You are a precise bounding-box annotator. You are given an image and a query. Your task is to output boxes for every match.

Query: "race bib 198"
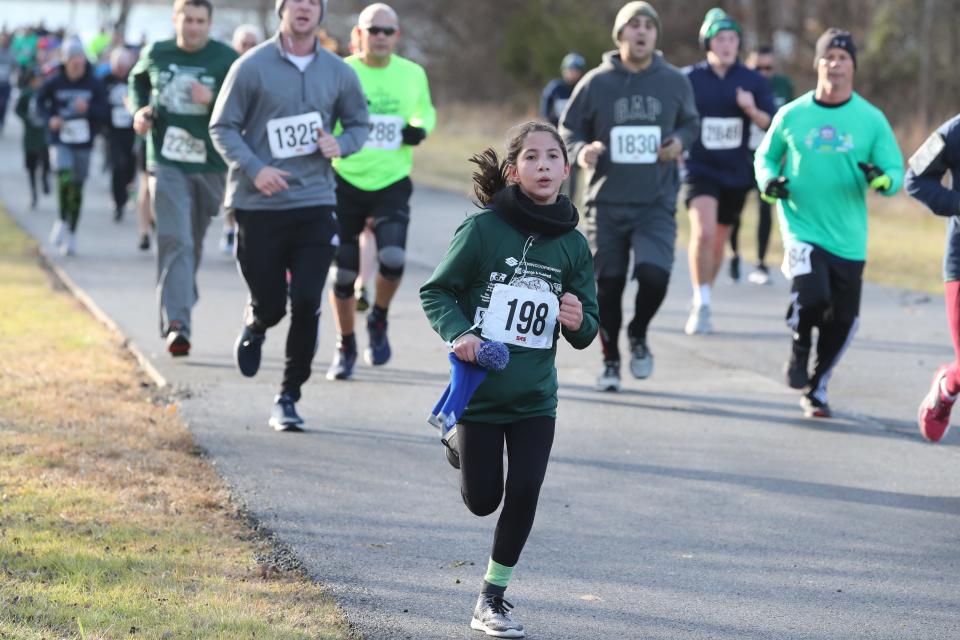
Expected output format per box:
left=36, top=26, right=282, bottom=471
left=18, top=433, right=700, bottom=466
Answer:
left=610, top=125, right=661, bottom=164
left=267, top=111, right=323, bottom=159
left=59, top=118, right=91, bottom=144
left=364, top=114, right=404, bottom=151
left=161, top=126, right=207, bottom=163
left=782, top=241, right=814, bottom=279
left=112, top=106, right=133, bottom=129
left=480, top=284, right=559, bottom=350
left=701, top=117, right=743, bottom=150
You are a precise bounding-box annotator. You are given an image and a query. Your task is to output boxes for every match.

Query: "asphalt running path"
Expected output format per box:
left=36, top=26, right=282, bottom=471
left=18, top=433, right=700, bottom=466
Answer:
left=2, top=117, right=959, bottom=639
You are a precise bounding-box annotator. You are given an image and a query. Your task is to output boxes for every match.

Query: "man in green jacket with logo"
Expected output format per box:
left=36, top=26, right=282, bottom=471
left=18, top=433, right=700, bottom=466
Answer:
left=130, top=0, right=238, bottom=357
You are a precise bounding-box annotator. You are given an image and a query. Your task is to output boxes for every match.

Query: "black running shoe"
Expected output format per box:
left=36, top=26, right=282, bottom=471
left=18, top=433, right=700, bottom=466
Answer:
left=234, top=325, right=266, bottom=377
left=800, top=392, right=831, bottom=418
left=728, top=254, right=741, bottom=283
left=355, top=286, right=370, bottom=312
left=138, top=233, right=150, bottom=251
left=269, top=393, right=304, bottom=431
left=785, top=343, right=810, bottom=389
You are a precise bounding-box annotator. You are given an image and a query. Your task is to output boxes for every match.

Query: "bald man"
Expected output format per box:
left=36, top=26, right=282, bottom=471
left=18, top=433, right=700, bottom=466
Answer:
left=104, top=47, right=137, bottom=222
left=326, top=2, right=436, bottom=379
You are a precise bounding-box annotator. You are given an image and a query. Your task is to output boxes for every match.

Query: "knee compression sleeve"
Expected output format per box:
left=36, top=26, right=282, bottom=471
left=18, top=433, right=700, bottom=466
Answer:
left=378, top=245, right=405, bottom=280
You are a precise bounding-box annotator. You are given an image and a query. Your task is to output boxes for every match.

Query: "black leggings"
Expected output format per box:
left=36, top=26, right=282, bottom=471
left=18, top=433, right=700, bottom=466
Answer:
left=110, top=131, right=137, bottom=210
left=597, top=263, right=670, bottom=362
left=26, top=148, right=50, bottom=199
left=730, top=191, right=773, bottom=265
left=459, top=415, right=555, bottom=568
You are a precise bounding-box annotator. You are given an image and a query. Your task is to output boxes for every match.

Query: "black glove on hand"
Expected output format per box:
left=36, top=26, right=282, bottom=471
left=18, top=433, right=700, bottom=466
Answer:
left=401, top=125, right=427, bottom=146
left=761, top=176, right=790, bottom=204
left=857, top=162, right=892, bottom=192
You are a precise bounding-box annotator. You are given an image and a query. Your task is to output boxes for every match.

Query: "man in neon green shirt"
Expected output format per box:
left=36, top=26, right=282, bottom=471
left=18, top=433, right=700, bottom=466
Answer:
left=755, top=28, right=903, bottom=418
left=327, top=2, right=436, bottom=379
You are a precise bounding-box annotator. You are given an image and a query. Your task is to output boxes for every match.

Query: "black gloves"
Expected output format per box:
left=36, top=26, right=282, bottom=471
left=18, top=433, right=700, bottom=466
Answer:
left=401, top=125, right=427, bottom=146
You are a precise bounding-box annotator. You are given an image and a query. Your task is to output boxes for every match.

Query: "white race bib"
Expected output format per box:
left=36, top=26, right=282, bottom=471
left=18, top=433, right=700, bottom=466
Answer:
left=59, top=118, right=91, bottom=144
left=552, top=98, right=569, bottom=120
left=610, top=125, right=661, bottom=164
left=267, top=111, right=323, bottom=159
left=701, top=117, right=743, bottom=150
left=748, top=122, right=765, bottom=151
left=112, top=106, right=133, bottom=129
left=480, top=284, right=559, bottom=350
left=161, top=126, right=207, bottom=163
left=782, top=241, right=814, bottom=279
left=364, top=114, right=404, bottom=151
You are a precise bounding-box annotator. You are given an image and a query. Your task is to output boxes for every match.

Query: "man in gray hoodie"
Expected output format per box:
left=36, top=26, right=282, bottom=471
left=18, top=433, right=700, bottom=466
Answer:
left=209, top=0, right=369, bottom=431
left=560, top=1, right=699, bottom=392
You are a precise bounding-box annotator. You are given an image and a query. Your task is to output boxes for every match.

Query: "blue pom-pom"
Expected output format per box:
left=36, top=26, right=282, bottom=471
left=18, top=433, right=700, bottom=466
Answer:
left=476, top=341, right=510, bottom=372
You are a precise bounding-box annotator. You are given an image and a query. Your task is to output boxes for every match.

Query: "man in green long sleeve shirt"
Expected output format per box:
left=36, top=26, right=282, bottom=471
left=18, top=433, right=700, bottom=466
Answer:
left=755, top=29, right=903, bottom=418
left=129, top=0, right=238, bottom=356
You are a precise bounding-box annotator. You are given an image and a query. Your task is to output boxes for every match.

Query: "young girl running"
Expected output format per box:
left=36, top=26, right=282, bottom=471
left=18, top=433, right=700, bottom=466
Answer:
left=420, top=121, right=599, bottom=638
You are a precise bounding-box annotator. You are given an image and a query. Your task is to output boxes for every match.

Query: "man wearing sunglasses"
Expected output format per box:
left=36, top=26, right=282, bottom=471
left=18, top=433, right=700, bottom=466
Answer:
left=326, top=2, right=436, bottom=380
left=729, top=45, right=795, bottom=286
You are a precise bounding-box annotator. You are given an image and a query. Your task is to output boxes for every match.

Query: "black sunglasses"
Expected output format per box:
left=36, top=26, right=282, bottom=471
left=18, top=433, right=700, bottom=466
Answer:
left=366, top=26, right=397, bottom=36
left=756, top=65, right=774, bottom=71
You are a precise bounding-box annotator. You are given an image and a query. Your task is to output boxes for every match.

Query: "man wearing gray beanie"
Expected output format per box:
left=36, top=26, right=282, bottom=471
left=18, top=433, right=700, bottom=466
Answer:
left=561, top=1, right=699, bottom=391
left=211, top=0, right=369, bottom=431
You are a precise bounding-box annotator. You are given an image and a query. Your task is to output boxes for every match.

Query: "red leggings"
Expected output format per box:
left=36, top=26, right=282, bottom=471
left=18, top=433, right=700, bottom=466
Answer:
left=945, top=281, right=960, bottom=394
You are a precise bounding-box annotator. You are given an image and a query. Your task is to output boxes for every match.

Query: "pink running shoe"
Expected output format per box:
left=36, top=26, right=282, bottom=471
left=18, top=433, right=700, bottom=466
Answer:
left=918, top=365, right=956, bottom=442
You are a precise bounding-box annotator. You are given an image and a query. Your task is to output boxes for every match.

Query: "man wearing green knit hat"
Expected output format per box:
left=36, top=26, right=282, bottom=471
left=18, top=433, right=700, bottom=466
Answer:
left=682, top=7, right=774, bottom=335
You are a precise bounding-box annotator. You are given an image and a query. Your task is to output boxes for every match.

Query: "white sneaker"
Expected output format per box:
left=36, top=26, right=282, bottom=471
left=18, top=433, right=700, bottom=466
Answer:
left=471, top=594, right=524, bottom=638
left=684, top=305, right=713, bottom=335
left=48, top=220, right=65, bottom=247
left=595, top=361, right=621, bottom=392
left=59, top=231, right=76, bottom=256
left=747, top=265, right=771, bottom=285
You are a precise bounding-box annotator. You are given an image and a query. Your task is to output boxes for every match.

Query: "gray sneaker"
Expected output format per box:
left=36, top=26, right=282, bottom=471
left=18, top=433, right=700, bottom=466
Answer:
left=470, top=593, right=524, bottom=638
left=595, top=361, right=621, bottom=392
left=684, top=305, right=713, bottom=335
left=629, top=338, right=653, bottom=379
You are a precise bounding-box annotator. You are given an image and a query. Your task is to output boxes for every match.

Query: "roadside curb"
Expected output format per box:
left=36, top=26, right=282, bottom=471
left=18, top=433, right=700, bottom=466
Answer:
left=32, top=240, right=169, bottom=390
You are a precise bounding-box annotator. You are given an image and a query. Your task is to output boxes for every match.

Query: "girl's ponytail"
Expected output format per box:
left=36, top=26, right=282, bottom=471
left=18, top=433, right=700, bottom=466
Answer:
left=468, top=147, right=509, bottom=207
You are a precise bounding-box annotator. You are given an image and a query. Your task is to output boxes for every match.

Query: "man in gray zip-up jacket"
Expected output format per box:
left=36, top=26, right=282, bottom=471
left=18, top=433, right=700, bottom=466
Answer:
left=209, top=0, right=369, bottom=432
left=560, top=1, right=699, bottom=392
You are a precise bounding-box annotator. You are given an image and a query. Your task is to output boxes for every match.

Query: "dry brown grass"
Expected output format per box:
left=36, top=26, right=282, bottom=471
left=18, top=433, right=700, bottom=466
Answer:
left=0, top=208, right=356, bottom=639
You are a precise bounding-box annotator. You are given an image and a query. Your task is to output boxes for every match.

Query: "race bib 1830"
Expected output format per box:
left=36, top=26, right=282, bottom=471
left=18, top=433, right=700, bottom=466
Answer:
left=481, top=284, right=559, bottom=350
left=59, top=118, right=91, bottom=144
left=161, top=126, right=207, bottom=163
left=782, top=241, right=814, bottom=279
left=364, top=114, right=404, bottom=151
left=267, top=111, right=323, bottom=159
left=610, top=125, right=661, bottom=164
left=701, top=117, right=743, bottom=150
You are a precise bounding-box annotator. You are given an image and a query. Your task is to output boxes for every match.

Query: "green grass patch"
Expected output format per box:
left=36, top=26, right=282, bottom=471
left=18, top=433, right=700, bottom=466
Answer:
left=0, top=208, right=355, bottom=639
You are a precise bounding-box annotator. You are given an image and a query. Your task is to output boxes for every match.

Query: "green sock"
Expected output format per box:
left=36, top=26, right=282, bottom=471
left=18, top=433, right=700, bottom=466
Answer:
left=482, top=557, right=514, bottom=594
